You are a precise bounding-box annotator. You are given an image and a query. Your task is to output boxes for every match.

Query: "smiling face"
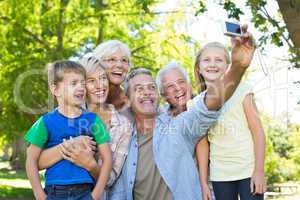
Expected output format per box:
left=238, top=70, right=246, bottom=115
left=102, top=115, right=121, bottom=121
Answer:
left=86, top=67, right=109, bottom=105
left=102, top=48, right=130, bottom=86
left=161, top=69, right=192, bottom=110
left=196, top=47, right=229, bottom=82
left=52, top=72, right=86, bottom=107
left=127, top=73, right=159, bottom=118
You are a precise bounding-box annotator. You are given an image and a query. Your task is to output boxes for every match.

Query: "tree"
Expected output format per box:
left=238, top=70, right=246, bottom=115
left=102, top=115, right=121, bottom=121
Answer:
left=262, top=115, right=300, bottom=184
left=0, top=0, right=195, bottom=169
left=0, top=0, right=162, bottom=168
left=246, top=0, right=300, bottom=67
left=196, top=0, right=300, bottom=68
left=277, top=0, right=300, bottom=49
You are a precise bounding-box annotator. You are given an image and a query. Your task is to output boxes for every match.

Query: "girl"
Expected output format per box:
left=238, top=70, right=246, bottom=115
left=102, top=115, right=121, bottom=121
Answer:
left=195, top=42, right=266, bottom=200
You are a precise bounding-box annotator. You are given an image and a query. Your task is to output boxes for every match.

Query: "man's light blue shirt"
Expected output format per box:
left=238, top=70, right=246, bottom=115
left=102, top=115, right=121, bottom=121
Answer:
left=108, top=92, right=220, bottom=200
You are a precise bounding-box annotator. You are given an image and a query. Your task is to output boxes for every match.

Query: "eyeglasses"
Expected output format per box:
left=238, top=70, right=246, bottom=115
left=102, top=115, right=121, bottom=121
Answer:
left=164, top=79, right=187, bottom=93
left=102, top=57, right=129, bottom=65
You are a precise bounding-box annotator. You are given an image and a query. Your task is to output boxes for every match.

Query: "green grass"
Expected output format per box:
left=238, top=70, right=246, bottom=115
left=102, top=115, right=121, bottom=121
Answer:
left=0, top=161, right=42, bottom=199
left=0, top=161, right=44, bottom=181
left=0, top=185, right=33, bottom=199
left=0, top=168, right=28, bottom=180
left=0, top=161, right=299, bottom=199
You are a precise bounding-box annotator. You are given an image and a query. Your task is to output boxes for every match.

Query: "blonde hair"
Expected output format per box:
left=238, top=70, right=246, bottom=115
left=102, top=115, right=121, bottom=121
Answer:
left=194, top=42, right=230, bottom=93
left=79, top=55, right=105, bottom=75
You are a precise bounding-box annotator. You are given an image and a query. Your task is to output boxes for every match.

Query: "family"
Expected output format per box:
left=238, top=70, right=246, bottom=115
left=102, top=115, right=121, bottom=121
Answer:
left=24, top=25, right=266, bottom=200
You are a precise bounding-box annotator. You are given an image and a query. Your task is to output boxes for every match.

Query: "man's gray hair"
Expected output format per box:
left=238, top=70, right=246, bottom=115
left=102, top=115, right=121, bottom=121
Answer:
left=156, top=60, right=190, bottom=94
left=123, top=68, right=153, bottom=96
left=92, top=40, right=132, bottom=67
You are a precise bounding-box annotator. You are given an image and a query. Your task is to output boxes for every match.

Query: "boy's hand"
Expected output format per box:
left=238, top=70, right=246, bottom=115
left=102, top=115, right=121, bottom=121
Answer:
left=35, top=190, right=47, bottom=200
left=231, top=24, right=256, bottom=69
left=91, top=190, right=100, bottom=200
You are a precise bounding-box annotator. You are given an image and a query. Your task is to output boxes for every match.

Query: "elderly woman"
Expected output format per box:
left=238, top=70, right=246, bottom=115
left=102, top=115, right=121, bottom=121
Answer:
left=92, top=40, right=131, bottom=112
left=37, top=56, right=132, bottom=198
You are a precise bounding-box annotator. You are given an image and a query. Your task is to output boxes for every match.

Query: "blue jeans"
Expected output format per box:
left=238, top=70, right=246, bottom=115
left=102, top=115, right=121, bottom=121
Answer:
left=45, top=184, right=94, bottom=200
left=212, top=178, right=264, bottom=200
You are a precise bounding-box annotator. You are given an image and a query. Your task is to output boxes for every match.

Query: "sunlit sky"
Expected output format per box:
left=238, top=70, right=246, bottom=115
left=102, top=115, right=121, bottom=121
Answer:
left=157, top=0, right=300, bottom=124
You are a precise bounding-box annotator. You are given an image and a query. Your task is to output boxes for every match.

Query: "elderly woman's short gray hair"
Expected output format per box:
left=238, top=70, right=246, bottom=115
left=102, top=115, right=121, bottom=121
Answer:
left=123, top=68, right=153, bottom=96
left=156, top=60, right=190, bottom=94
left=92, top=40, right=132, bottom=67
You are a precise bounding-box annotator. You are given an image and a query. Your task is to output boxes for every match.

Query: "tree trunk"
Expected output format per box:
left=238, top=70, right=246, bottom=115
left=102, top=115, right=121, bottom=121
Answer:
left=277, top=0, right=300, bottom=51
left=10, top=136, right=27, bottom=170
left=96, top=0, right=106, bottom=44
left=57, top=0, right=66, bottom=52
left=1, top=144, right=10, bottom=161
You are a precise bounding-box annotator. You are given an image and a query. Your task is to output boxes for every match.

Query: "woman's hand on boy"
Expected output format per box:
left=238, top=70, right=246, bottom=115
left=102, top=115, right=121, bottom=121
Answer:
left=60, top=136, right=96, bottom=154
left=59, top=136, right=96, bottom=169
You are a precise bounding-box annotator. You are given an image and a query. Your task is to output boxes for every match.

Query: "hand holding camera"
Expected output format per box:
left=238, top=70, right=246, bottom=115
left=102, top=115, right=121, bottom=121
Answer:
left=224, top=22, right=256, bottom=69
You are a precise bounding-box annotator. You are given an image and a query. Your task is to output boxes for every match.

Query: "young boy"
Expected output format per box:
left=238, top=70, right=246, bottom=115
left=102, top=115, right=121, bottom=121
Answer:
left=24, top=60, right=112, bottom=200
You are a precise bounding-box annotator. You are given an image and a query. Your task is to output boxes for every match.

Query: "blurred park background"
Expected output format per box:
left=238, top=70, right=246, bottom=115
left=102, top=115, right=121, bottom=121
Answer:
left=0, top=0, right=299, bottom=199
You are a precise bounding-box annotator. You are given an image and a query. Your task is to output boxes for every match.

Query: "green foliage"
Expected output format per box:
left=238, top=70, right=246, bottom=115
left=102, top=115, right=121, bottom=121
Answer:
left=262, top=115, right=300, bottom=184
left=220, top=0, right=244, bottom=20
left=247, top=0, right=299, bottom=67
left=246, top=0, right=286, bottom=47
left=195, top=0, right=207, bottom=16
left=211, top=0, right=300, bottom=68
left=265, top=119, right=293, bottom=158
left=287, top=125, right=300, bottom=179
left=0, top=0, right=198, bottom=165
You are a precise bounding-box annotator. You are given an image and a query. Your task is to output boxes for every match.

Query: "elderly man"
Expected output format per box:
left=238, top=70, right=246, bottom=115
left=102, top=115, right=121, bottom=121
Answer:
left=108, top=29, right=256, bottom=199
left=156, top=60, right=193, bottom=117
left=156, top=60, right=216, bottom=200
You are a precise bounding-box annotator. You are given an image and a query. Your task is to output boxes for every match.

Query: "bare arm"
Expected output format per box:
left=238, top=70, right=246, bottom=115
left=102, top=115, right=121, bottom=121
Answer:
left=38, top=145, right=62, bottom=170
left=26, top=145, right=46, bottom=200
left=38, top=136, right=96, bottom=170
left=243, top=94, right=266, bottom=194
left=196, top=137, right=212, bottom=200
left=91, top=143, right=113, bottom=200
left=205, top=25, right=256, bottom=110
left=196, top=136, right=210, bottom=185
